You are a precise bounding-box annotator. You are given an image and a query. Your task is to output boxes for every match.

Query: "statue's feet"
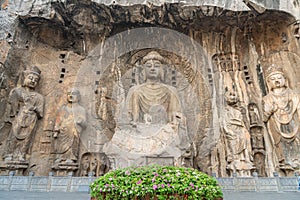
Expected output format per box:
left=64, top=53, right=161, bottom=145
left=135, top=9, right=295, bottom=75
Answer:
left=130, top=121, right=137, bottom=128
left=18, top=156, right=26, bottom=162
left=65, top=159, right=75, bottom=164
left=3, top=154, right=12, bottom=162
left=54, top=158, right=63, bottom=164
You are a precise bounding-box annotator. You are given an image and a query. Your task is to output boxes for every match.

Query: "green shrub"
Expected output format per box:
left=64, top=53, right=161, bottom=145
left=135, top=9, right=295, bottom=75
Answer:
left=90, top=165, right=223, bottom=200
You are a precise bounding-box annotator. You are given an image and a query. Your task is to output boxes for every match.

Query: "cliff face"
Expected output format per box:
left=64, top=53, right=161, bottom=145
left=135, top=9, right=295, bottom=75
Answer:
left=0, top=0, right=299, bottom=177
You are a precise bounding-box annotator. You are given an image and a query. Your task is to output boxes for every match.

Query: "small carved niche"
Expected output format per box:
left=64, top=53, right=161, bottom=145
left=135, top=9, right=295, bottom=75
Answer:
left=171, top=69, right=176, bottom=86
left=243, top=65, right=253, bottom=85
left=212, top=53, right=240, bottom=72
left=58, top=67, right=66, bottom=83
left=79, top=153, right=110, bottom=177
left=207, top=68, right=213, bottom=86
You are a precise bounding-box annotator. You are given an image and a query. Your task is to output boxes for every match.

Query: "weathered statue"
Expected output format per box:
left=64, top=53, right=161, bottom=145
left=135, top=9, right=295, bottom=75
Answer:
left=97, top=87, right=108, bottom=120
left=223, top=89, right=254, bottom=176
left=3, top=66, right=44, bottom=162
left=80, top=156, right=90, bottom=176
left=52, top=88, right=87, bottom=164
left=104, top=51, right=189, bottom=168
left=263, top=65, right=300, bottom=173
left=127, top=51, right=181, bottom=126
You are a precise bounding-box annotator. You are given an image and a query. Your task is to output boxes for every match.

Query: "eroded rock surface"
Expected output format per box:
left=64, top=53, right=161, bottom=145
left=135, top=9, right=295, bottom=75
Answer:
left=0, top=0, right=299, bottom=177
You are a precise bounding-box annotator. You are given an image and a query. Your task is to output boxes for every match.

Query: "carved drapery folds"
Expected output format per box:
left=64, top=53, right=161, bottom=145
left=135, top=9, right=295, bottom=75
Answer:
left=0, top=66, right=44, bottom=175
left=102, top=50, right=195, bottom=168
left=263, top=65, right=300, bottom=176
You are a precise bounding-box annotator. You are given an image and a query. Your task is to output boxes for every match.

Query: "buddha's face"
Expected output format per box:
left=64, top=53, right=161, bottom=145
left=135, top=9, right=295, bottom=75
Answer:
left=144, top=59, right=161, bottom=80
left=267, top=73, right=286, bottom=89
left=225, top=91, right=238, bottom=105
left=23, top=73, right=39, bottom=89
left=67, top=90, right=80, bottom=103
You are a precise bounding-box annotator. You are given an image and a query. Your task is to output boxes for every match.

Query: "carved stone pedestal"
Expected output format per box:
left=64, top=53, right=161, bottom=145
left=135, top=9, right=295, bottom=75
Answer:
left=51, top=163, right=78, bottom=176
left=0, top=160, right=29, bottom=175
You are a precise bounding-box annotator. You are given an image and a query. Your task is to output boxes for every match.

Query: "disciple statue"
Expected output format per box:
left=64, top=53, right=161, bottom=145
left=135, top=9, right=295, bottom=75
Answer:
left=3, top=66, right=44, bottom=162
left=52, top=88, right=87, bottom=164
left=223, top=89, right=254, bottom=176
left=263, top=65, right=300, bottom=173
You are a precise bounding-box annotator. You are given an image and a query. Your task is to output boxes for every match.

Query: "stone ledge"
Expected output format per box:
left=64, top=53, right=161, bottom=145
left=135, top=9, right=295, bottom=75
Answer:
left=0, top=174, right=96, bottom=193
left=0, top=174, right=299, bottom=192
left=217, top=176, right=300, bottom=192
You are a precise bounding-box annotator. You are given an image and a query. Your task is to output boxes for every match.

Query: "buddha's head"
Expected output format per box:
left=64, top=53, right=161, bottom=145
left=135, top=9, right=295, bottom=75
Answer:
left=142, top=51, right=165, bottom=82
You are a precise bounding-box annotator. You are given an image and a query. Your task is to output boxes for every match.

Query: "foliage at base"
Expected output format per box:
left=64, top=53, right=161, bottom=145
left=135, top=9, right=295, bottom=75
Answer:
left=90, top=165, right=223, bottom=200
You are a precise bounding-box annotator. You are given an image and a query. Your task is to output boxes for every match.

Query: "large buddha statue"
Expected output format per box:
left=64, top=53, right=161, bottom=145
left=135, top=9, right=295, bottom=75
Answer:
left=263, top=64, right=300, bottom=173
left=127, top=51, right=182, bottom=126
left=104, top=51, right=189, bottom=168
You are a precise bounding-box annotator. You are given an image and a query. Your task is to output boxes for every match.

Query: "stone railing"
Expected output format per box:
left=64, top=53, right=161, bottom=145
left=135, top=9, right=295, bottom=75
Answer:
left=217, top=173, right=300, bottom=192
left=0, top=172, right=96, bottom=192
left=0, top=172, right=299, bottom=193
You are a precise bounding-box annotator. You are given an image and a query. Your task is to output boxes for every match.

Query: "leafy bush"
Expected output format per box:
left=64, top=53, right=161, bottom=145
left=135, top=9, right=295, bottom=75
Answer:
left=90, top=165, right=223, bottom=200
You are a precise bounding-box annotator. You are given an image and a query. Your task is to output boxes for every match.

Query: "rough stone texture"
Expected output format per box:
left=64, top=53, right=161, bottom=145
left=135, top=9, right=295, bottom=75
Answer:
left=0, top=0, right=300, bottom=177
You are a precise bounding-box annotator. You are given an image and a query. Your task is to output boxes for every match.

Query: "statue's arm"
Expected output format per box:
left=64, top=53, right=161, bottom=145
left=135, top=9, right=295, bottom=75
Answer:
left=75, top=107, right=87, bottom=130
left=53, top=107, right=63, bottom=137
left=34, top=95, right=44, bottom=119
left=4, top=89, right=19, bottom=123
left=262, top=96, right=275, bottom=122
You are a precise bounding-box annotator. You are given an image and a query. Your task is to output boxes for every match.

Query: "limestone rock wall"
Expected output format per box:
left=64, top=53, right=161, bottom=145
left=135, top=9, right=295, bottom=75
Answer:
left=0, top=0, right=299, bottom=177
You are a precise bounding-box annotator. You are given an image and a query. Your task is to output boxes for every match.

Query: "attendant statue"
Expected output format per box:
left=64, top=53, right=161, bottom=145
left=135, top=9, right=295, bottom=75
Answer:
left=223, top=89, right=254, bottom=176
left=3, top=66, right=44, bottom=162
left=52, top=89, right=87, bottom=164
left=263, top=65, right=300, bottom=172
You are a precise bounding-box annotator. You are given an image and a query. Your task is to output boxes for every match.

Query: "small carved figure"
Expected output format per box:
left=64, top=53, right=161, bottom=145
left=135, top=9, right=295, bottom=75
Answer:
left=250, top=126, right=266, bottom=177
left=97, top=87, right=108, bottom=120
left=3, top=66, right=44, bottom=161
left=223, top=89, right=254, bottom=176
left=52, top=88, right=87, bottom=164
left=248, top=103, right=260, bottom=125
left=80, top=156, right=90, bottom=176
left=251, top=127, right=264, bottom=149
left=181, top=149, right=193, bottom=168
left=89, top=157, right=98, bottom=175
left=263, top=65, right=300, bottom=172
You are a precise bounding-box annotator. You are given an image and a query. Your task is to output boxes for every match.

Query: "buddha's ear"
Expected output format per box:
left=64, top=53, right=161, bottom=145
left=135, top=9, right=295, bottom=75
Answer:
left=159, top=65, right=166, bottom=82
left=139, top=68, right=146, bottom=83
left=284, top=75, right=289, bottom=88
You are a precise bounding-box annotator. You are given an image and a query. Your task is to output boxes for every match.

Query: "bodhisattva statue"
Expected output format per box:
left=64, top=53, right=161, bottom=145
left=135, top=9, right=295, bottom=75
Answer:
left=104, top=51, right=189, bottom=167
left=223, top=89, right=254, bottom=176
left=263, top=65, right=300, bottom=172
left=3, top=66, right=44, bottom=162
left=52, top=89, right=87, bottom=164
